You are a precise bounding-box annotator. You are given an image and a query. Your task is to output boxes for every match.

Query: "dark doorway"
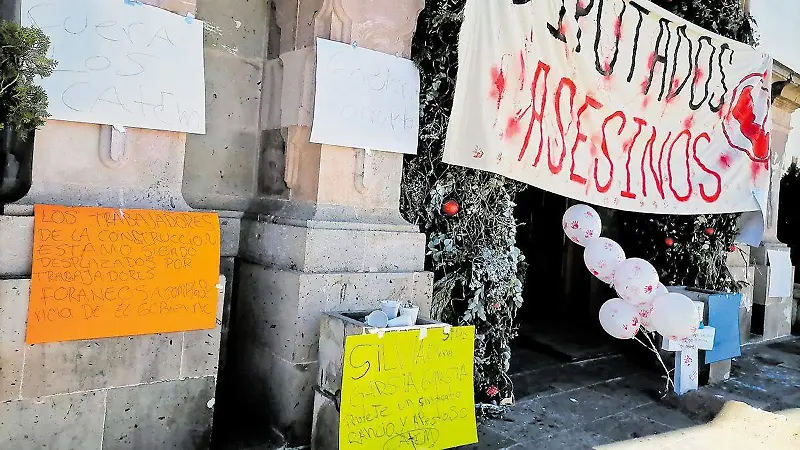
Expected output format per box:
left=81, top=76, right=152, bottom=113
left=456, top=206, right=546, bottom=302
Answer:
left=513, top=187, right=622, bottom=362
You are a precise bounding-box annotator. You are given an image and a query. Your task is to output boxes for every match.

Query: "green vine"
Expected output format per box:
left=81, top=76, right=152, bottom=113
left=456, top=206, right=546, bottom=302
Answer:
left=616, top=212, right=746, bottom=292
left=403, top=0, right=526, bottom=403
left=0, top=20, right=56, bottom=136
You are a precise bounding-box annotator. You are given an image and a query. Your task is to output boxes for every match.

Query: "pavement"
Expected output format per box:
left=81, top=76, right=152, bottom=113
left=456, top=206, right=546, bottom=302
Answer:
left=463, top=337, right=800, bottom=449
left=216, top=337, right=800, bottom=449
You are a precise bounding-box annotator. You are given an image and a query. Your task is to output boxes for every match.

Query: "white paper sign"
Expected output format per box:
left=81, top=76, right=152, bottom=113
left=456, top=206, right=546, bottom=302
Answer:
left=311, top=38, right=420, bottom=154
left=22, top=0, right=206, bottom=134
left=767, top=249, right=793, bottom=297
left=663, top=327, right=715, bottom=352
left=663, top=326, right=715, bottom=395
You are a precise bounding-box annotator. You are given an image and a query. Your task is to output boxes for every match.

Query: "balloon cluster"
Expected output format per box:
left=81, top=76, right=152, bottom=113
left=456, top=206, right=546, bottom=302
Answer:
left=562, top=204, right=700, bottom=341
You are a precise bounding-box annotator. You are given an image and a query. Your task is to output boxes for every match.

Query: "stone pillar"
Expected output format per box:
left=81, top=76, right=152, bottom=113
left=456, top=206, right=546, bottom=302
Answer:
left=749, top=74, right=799, bottom=341
left=223, top=0, right=431, bottom=446
left=182, top=0, right=271, bottom=212
left=0, top=1, right=240, bottom=448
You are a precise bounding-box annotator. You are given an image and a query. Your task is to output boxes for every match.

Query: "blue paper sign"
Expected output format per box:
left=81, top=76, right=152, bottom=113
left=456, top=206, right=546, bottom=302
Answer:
left=705, top=293, right=742, bottom=364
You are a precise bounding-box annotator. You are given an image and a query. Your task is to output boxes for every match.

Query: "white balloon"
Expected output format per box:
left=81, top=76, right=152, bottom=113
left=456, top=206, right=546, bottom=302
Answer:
left=598, top=298, right=640, bottom=340
left=636, top=299, right=656, bottom=332
left=584, top=238, right=626, bottom=283
left=613, top=258, right=658, bottom=285
left=650, top=293, right=700, bottom=340
left=613, top=258, right=659, bottom=305
left=562, top=204, right=602, bottom=246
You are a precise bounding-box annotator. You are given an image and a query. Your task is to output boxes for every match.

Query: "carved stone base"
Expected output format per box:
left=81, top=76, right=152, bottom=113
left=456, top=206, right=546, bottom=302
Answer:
left=224, top=257, right=432, bottom=445
left=16, top=122, right=191, bottom=210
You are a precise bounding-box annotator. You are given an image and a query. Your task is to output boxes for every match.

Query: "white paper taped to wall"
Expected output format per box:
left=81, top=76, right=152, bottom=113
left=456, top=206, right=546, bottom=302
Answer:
left=767, top=249, right=793, bottom=298
left=21, top=0, right=206, bottom=134
left=310, top=38, right=420, bottom=155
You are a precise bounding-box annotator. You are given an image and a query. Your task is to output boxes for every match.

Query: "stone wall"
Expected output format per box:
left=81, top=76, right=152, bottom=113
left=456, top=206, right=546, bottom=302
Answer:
left=726, top=244, right=755, bottom=342
left=183, top=0, right=274, bottom=212
left=215, top=0, right=433, bottom=446
left=746, top=94, right=799, bottom=342
left=0, top=0, right=434, bottom=447
left=0, top=0, right=246, bottom=447
left=0, top=210, right=240, bottom=449
left=0, top=278, right=221, bottom=449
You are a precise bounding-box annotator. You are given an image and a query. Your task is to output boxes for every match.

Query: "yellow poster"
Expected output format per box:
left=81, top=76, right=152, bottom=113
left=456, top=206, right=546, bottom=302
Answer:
left=340, top=326, right=478, bottom=450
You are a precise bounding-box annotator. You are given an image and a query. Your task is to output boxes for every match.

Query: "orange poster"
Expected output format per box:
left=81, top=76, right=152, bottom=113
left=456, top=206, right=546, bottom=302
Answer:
left=26, top=205, right=221, bottom=344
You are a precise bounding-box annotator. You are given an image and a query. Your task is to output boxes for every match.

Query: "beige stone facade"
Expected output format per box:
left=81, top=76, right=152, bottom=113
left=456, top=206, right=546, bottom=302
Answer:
left=215, top=0, right=433, bottom=444
left=745, top=61, right=800, bottom=342
left=0, top=0, right=798, bottom=448
left=0, top=0, right=431, bottom=447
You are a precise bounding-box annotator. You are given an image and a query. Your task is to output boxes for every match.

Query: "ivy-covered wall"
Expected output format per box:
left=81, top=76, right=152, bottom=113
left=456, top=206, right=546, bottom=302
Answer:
left=402, top=0, right=526, bottom=402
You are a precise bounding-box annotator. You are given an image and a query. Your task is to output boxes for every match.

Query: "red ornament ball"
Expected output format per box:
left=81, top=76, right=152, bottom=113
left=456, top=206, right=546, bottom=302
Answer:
left=664, top=237, right=674, bottom=247
left=442, top=199, right=460, bottom=217
left=729, top=245, right=737, bottom=252
left=705, top=227, right=715, bottom=236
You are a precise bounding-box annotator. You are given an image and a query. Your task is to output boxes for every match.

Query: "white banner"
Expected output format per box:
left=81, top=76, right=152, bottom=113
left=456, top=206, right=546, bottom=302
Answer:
left=444, top=0, right=772, bottom=214
left=22, top=0, right=206, bottom=134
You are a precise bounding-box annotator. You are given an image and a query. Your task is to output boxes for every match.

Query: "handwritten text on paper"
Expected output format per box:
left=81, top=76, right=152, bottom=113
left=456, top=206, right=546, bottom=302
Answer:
left=311, top=38, right=420, bottom=154
left=339, top=326, right=478, bottom=450
left=26, top=205, right=220, bottom=343
left=22, top=0, right=206, bottom=133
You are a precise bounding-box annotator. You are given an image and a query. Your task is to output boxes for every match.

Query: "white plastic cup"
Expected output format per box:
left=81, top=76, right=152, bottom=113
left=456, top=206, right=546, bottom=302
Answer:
left=381, top=300, right=401, bottom=319
left=365, top=310, right=388, bottom=328
left=398, top=306, right=419, bottom=325
left=387, top=316, right=414, bottom=327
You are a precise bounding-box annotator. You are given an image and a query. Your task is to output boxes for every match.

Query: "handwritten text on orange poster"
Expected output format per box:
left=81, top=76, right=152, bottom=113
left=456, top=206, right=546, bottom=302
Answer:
left=26, top=205, right=220, bottom=344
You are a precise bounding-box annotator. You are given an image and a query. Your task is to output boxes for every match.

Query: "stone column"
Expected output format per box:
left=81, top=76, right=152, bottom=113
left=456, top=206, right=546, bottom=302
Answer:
left=0, top=1, right=239, bottom=448
left=224, top=0, right=431, bottom=446
left=749, top=71, right=799, bottom=341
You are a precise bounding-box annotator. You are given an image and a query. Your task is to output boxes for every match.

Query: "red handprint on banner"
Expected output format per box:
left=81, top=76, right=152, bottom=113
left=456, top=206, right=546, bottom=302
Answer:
left=731, top=85, right=770, bottom=160
left=722, top=72, right=771, bottom=164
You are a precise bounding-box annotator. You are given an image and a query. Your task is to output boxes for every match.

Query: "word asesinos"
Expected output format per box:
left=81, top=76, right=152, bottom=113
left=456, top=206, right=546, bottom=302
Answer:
left=503, top=61, right=728, bottom=204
